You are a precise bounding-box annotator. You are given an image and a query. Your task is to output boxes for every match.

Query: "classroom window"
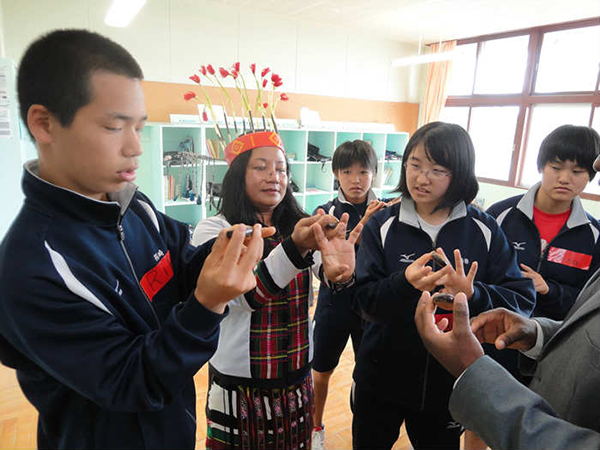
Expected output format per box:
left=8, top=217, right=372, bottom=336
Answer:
left=469, top=106, right=519, bottom=180
left=438, top=106, right=469, bottom=130
left=535, top=26, right=600, bottom=93
left=474, top=35, right=529, bottom=95
left=443, top=18, right=600, bottom=199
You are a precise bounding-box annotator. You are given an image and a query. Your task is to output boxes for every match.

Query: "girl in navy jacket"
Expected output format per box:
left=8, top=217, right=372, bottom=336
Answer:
left=351, top=122, right=535, bottom=450
left=487, top=125, right=600, bottom=320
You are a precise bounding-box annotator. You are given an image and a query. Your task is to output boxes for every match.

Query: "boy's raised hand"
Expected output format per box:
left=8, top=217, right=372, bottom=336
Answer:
left=313, top=212, right=363, bottom=282
left=194, top=224, right=274, bottom=313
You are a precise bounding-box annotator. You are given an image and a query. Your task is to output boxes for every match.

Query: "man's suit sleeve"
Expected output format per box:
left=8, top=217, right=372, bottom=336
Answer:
left=449, top=356, right=600, bottom=450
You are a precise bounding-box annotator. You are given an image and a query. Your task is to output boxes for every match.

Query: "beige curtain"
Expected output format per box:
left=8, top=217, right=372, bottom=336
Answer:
left=421, top=40, right=457, bottom=124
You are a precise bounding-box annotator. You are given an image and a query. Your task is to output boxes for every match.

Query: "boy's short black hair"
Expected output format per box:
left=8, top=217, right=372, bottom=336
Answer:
left=17, top=29, right=143, bottom=135
left=332, top=140, right=378, bottom=173
left=395, top=122, right=479, bottom=211
left=537, top=125, right=600, bottom=181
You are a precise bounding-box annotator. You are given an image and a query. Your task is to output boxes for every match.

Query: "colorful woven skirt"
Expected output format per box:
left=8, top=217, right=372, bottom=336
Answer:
left=205, top=370, right=314, bottom=450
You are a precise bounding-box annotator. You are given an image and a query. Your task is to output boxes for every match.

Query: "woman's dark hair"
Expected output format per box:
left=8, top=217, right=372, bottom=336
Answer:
left=537, top=125, right=600, bottom=181
left=219, top=150, right=308, bottom=238
left=332, top=140, right=378, bottom=173
left=395, top=122, right=479, bottom=211
left=18, top=29, right=143, bottom=138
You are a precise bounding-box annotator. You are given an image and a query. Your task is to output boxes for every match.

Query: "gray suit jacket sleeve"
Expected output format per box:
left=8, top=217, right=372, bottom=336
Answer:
left=449, top=356, right=600, bottom=450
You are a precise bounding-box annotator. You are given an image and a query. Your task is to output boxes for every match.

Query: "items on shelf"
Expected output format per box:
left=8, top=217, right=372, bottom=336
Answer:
left=385, top=150, right=402, bottom=160
left=307, top=143, right=331, bottom=162
left=384, top=166, right=394, bottom=185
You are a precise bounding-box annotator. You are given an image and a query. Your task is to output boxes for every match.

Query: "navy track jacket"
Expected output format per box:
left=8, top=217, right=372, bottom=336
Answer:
left=352, top=198, right=536, bottom=411
left=487, top=183, right=600, bottom=320
left=0, top=161, right=226, bottom=449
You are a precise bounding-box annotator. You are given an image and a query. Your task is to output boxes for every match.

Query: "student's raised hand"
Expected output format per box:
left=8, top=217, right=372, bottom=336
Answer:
left=470, top=307, right=538, bottom=351
left=385, top=196, right=401, bottom=207
left=520, top=263, right=549, bottom=294
left=415, top=291, right=484, bottom=378
left=435, top=249, right=478, bottom=300
left=291, top=209, right=338, bottom=255
left=313, top=213, right=363, bottom=282
left=405, top=251, right=452, bottom=292
left=194, top=224, right=269, bottom=313
left=361, top=200, right=387, bottom=224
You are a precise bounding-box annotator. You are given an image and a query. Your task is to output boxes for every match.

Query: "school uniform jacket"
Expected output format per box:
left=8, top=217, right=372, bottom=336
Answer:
left=352, top=198, right=536, bottom=411
left=487, top=182, right=600, bottom=320
left=0, top=161, right=225, bottom=449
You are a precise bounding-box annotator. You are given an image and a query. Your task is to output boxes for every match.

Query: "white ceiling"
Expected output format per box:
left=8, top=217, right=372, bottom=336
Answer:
left=209, top=0, right=600, bottom=44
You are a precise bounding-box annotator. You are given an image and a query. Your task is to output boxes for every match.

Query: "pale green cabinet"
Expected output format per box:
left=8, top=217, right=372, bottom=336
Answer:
left=138, top=123, right=409, bottom=227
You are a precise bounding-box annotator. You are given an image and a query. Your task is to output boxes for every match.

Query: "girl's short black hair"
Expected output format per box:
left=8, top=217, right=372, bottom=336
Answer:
left=537, top=125, right=600, bottom=181
left=219, top=150, right=308, bottom=238
left=332, top=140, right=378, bottom=173
left=395, top=122, right=479, bottom=211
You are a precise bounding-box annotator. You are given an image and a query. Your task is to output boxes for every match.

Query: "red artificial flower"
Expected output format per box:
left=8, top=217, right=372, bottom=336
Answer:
left=271, top=73, right=283, bottom=88
left=200, top=66, right=207, bottom=76
left=207, top=64, right=215, bottom=75
left=263, top=103, right=269, bottom=109
left=262, top=78, right=268, bottom=88
left=261, top=67, right=270, bottom=77
left=189, top=74, right=200, bottom=84
left=231, top=69, right=239, bottom=79
left=280, top=93, right=289, bottom=101
left=202, top=110, right=209, bottom=122
left=250, top=63, right=256, bottom=74
left=219, top=67, right=230, bottom=78
left=233, top=62, right=240, bottom=72
left=183, top=91, right=197, bottom=101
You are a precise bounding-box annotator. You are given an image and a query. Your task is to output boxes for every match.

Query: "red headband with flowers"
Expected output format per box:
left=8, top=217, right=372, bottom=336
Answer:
left=183, top=62, right=289, bottom=164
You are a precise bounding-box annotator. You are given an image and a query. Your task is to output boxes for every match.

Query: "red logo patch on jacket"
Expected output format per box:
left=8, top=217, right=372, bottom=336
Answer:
left=547, top=246, right=592, bottom=270
left=140, top=251, right=174, bottom=301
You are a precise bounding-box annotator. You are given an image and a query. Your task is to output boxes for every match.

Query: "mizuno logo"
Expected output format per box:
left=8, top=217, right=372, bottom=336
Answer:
left=399, top=253, right=415, bottom=263
left=513, top=241, right=526, bottom=251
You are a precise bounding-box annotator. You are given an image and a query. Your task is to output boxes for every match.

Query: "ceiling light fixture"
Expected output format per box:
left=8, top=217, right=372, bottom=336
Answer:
left=104, top=0, right=147, bottom=27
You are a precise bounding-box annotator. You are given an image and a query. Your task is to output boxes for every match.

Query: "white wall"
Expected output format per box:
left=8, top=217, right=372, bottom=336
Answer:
left=0, top=0, right=5, bottom=57
left=1, top=0, right=425, bottom=103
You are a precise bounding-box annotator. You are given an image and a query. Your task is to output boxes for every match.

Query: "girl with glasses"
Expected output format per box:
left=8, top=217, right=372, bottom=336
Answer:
left=349, top=121, right=536, bottom=450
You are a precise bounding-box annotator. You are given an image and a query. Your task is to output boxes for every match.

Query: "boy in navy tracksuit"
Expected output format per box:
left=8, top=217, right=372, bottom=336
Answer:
left=311, top=140, right=393, bottom=448
left=0, top=29, right=267, bottom=449
left=350, top=123, right=535, bottom=450
left=487, top=125, right=600, bottom=320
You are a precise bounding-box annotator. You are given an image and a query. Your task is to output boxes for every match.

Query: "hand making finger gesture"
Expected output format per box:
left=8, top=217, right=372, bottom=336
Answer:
left=194, top=224, right=273, bottom=313
left=405, top=251, right=452, bottom=292
left=435, top=248, right=478, bottom=300
left=520, top=263, right=549, bottom=294
left=313, top=212, right=363, bottom=283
